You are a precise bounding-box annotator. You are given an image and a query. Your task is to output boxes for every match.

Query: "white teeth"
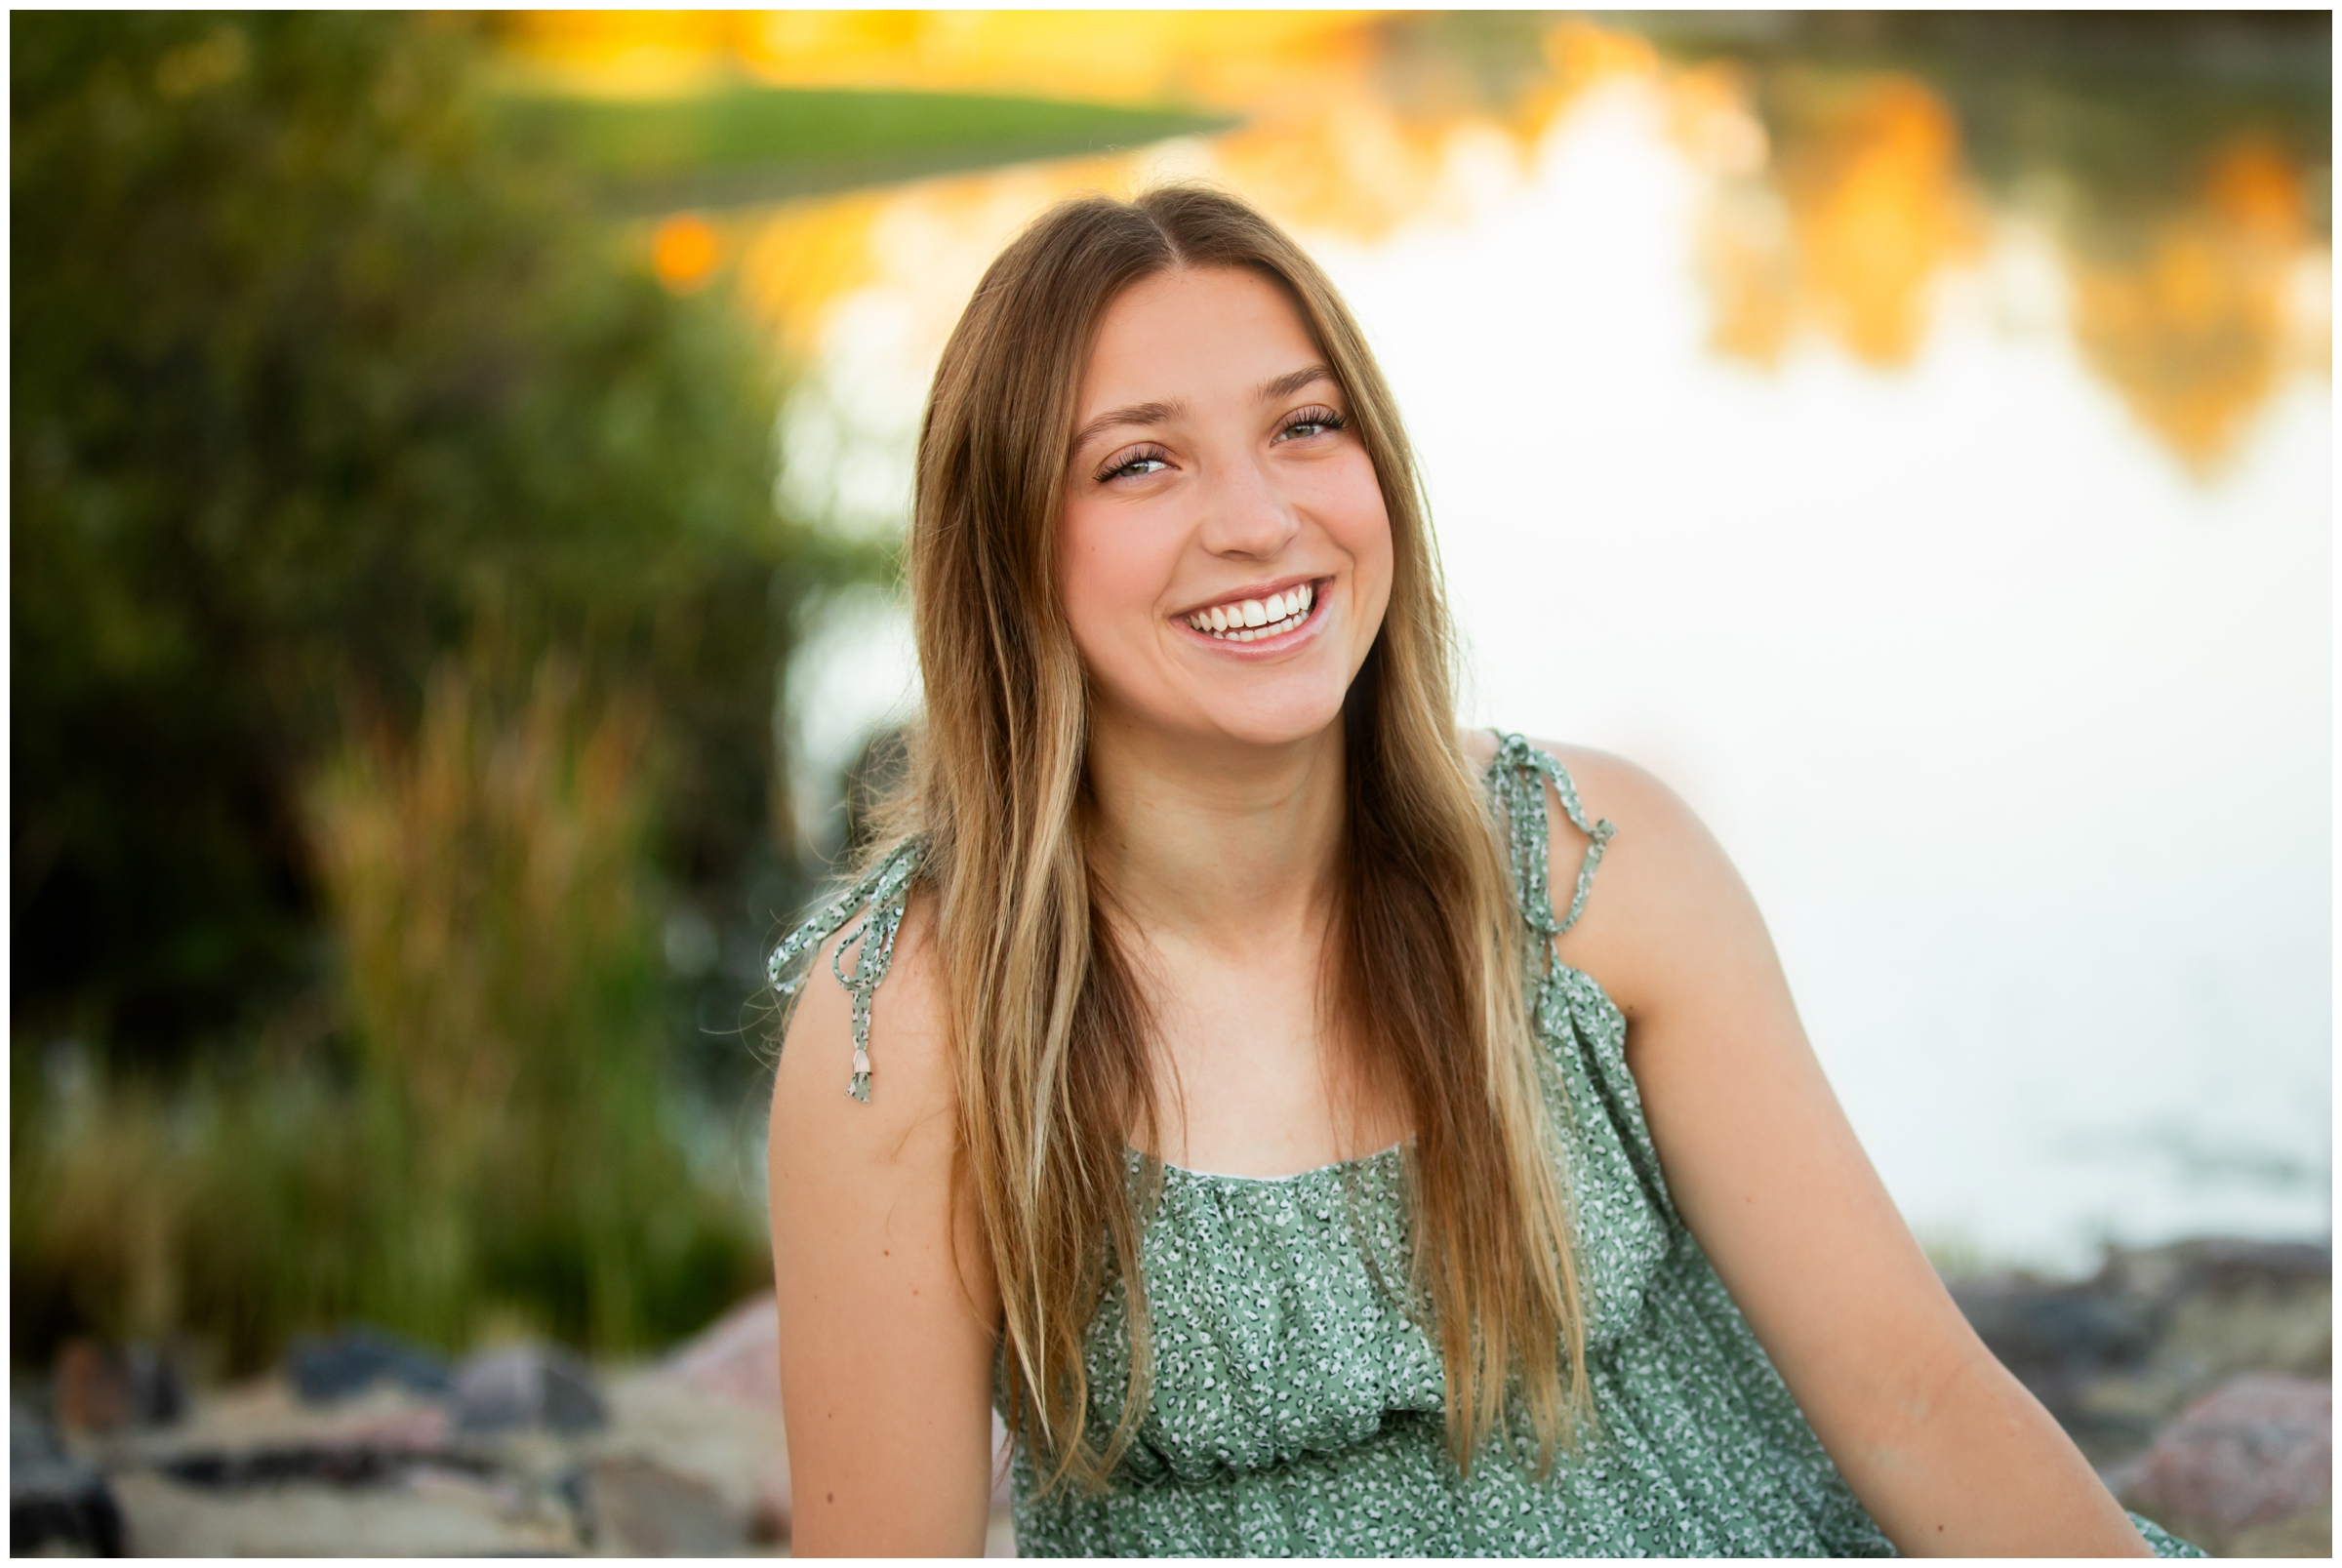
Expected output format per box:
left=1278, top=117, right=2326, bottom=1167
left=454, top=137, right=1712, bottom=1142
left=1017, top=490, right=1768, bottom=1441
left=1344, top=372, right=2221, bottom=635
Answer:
left=1183, top=583, right=1319, bottom=641
left=1232, top=613, right=1302, bottom=643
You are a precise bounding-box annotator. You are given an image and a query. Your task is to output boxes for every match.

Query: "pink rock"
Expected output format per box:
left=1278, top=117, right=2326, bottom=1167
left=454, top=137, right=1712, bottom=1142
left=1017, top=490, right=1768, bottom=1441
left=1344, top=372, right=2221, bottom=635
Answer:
left=2127, top=1375, right=2330, bottom=1533
left=663, top=1294, right=782, bottom=1410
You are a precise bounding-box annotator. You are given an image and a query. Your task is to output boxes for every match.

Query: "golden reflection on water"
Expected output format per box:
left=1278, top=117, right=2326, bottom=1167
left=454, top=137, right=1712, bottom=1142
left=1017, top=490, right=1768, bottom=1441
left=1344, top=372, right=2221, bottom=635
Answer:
left=2072, top=139, right=2326, bottom=471
left=507, top=12, right=2329, bottom=474
left=1701, top=75, right=1986, bottom=368
left=505, top=10, right=1374, bottom=106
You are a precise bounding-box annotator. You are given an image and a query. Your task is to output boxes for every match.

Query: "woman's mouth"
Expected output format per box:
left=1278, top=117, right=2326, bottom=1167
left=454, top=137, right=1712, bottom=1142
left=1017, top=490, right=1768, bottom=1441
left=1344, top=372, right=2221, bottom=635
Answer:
left=1176, top=580, right=1321, bottom=643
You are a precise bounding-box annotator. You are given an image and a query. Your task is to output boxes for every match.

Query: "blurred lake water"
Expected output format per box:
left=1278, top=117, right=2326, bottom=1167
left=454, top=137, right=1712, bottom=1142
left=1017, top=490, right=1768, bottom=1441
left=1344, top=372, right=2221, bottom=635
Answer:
left=529, top=14, right=2332, bottom=1271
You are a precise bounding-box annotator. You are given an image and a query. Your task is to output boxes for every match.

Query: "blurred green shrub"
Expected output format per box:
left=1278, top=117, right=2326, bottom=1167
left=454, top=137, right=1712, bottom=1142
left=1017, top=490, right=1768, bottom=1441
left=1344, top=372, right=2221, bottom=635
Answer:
left=11, top=12, right=872, bottom=1367
left=12, top=12, right=850, bottom=1061
left=13, top=656, right=768, bottom=1368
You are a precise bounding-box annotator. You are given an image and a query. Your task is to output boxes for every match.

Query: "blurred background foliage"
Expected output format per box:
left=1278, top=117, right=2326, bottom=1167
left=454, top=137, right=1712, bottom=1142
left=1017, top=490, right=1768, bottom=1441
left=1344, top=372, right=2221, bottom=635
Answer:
left=10, top=11, right=860, bottom=1370
left=17, top=10, right=812, bottom=1068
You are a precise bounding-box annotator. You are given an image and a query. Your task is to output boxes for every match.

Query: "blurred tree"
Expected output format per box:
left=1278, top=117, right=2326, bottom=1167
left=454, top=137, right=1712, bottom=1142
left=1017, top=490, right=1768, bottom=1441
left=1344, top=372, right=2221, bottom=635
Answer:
left=12, top=12, right=845, bottom=1065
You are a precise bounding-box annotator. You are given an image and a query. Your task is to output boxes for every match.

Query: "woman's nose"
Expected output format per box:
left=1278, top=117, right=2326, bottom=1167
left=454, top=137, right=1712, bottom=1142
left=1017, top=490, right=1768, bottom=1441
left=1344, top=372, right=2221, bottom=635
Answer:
left=1196, top=453, right=1301, bottom=558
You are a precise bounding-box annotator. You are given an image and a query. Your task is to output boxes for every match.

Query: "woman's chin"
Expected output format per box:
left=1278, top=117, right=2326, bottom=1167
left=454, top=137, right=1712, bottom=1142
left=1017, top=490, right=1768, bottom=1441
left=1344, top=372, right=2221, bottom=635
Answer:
left=1095, top=666, right=1355, bottom=754
left=1190, top=690, right=1350, bottom=752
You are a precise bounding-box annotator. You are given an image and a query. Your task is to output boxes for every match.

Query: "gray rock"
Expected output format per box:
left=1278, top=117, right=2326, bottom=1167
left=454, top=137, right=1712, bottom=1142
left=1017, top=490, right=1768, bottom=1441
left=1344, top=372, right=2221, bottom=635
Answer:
left=109, top=1467, right=581, bottom=1556
left=593, top=1364, right=791, bottom=1544
left=454, top=1343, right=608, bottom=1434
left=12, top=1403, right=125, bottom=1556
left=123, top=1345, right=187, bottom=1428
left=287, top=1326, right=452, bottom=1405
left=576, top=1455, right=745, bottom=1555
left=2228, top=1498, right=2332, bottom=1558
left=2149, top=1247, right=2332, bottom=1386
left=2101, top=1239, right=2331, bottom=1305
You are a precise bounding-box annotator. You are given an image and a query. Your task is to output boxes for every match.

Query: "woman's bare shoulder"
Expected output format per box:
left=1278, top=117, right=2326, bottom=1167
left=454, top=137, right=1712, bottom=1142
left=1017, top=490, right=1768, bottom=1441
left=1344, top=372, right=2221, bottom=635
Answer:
left=1471, top=729, right=1748, bottom=1019
left=1521, top=737, right=1676, bottom=817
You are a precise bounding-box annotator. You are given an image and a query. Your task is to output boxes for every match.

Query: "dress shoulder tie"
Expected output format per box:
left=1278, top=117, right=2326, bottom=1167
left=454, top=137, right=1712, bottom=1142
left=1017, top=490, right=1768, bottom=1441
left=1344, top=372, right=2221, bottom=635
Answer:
left=767, top=835, right=925, bottom=1103
left=1483, top=732, right=1616, bottom=976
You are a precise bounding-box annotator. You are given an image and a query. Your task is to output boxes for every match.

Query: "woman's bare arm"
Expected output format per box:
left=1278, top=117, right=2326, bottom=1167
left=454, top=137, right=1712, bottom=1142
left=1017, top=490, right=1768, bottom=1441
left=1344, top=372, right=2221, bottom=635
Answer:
left=1543, top=745, right=2151, bottom=1557
left=769, top=901, right=999, bottom=1555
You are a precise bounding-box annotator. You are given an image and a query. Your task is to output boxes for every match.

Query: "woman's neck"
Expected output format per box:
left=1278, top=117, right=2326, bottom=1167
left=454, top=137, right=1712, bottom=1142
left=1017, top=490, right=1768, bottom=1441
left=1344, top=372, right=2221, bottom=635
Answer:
left=1082, top=706, right=1347, bottom=950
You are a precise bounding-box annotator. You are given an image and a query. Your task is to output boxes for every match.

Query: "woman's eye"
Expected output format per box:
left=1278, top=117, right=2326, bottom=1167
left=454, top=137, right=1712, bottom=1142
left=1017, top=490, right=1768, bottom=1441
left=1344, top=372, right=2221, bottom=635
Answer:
left=1100, top=450, right=1170, bottom=482
left=1275, top=407, right=1346, bottom=443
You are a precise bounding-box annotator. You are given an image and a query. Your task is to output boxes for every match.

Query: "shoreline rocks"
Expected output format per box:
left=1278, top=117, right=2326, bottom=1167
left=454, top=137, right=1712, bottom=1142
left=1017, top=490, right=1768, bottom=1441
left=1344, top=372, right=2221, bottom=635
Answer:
left=20, top=1233, right=2326, bottom=1555
left=11, top=1405, right=124, bottom=1556
left=1949, top=1237, right=2330, bottom=1556
left=1949, top=1238, right=2328, bottom=1460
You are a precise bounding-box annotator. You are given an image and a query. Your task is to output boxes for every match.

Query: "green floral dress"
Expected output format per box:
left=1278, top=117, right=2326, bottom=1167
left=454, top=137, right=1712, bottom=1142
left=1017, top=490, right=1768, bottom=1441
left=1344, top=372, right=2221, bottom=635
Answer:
left=770, top=736, right=2203, bottom=1557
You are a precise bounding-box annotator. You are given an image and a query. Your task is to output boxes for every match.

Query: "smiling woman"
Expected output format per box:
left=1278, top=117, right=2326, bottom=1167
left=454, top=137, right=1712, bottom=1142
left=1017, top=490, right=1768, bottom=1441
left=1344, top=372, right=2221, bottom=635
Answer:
left=761, top=185, right=2204, bottom=1557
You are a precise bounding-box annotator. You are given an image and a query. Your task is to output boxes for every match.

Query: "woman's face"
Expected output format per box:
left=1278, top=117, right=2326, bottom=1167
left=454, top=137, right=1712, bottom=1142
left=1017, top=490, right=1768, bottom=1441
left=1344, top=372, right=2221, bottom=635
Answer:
left=1059, top=265, right=1393, bottom=751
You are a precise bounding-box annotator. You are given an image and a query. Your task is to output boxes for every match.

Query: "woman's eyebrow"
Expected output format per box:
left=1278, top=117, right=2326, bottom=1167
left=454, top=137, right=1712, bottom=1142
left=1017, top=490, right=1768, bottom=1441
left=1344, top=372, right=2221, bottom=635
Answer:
left=1073, top=399, right=1182, bottom=454
left=1256, top=363, right=1333, bottom=402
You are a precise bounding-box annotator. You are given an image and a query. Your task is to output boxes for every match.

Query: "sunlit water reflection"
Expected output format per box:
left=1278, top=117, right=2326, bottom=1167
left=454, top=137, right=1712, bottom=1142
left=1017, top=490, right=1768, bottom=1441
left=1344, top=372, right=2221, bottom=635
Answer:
left=649, top=22, right=2331, bottom=1271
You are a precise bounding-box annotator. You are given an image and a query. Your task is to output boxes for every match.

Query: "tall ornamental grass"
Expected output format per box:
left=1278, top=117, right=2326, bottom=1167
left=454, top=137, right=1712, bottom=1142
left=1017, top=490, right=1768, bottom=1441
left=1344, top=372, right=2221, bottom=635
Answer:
left=12, top=655, right=768, bottom=1372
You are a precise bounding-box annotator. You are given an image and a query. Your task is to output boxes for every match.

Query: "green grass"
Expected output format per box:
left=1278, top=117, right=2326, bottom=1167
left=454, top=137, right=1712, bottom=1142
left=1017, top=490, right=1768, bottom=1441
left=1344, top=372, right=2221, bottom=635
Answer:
left=495, top=85, right=1237, bottom=210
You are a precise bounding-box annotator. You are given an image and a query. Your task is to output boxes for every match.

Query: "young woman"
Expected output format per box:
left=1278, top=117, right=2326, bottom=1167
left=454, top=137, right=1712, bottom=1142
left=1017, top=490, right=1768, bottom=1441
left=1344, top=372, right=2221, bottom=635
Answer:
left=766, top=186, right=2199, bottom=1557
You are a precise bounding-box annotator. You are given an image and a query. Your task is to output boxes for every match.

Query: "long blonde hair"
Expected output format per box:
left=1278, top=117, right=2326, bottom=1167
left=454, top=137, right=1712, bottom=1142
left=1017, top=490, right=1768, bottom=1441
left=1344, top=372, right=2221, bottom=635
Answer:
left=869, top=185, right=1588, bottom=1487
